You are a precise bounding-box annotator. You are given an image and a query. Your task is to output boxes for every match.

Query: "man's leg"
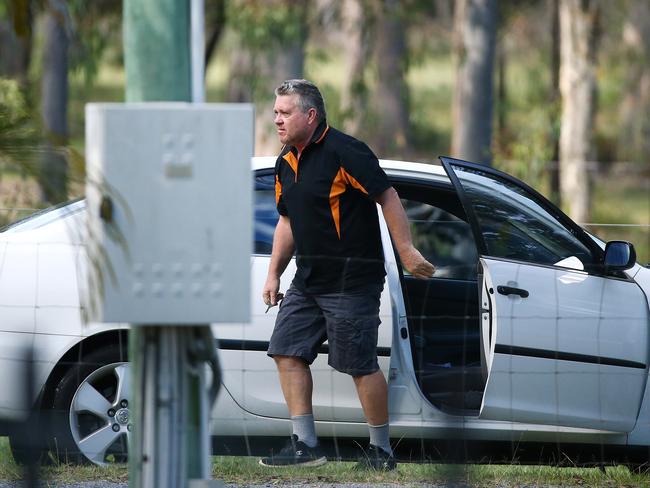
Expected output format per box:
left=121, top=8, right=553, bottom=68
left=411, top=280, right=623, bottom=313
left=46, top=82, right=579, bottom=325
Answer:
left=316, top=289, right=395, bottom=468
left=353, top=370, right=393, bottom=457
left=274, top=355, right=319, bottom=449
left=261, top=287, right=327, bottom=467
left=352, top=370, right=388, bottom=425
left=274, top=355, right=313, bottom=416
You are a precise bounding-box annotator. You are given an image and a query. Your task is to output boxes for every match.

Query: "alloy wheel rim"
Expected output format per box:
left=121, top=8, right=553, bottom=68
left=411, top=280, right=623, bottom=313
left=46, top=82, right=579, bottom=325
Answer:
left=68, top=362, right=131, bottom=465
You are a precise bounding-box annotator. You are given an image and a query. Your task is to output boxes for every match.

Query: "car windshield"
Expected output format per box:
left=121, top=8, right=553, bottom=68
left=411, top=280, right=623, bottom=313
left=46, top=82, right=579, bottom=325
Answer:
left=0, top=198, right=85, bottom=233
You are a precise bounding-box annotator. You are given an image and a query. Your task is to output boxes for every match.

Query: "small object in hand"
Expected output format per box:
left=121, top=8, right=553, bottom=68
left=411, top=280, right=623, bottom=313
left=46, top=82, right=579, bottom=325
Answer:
left=265, top=293, right=284, bottom=313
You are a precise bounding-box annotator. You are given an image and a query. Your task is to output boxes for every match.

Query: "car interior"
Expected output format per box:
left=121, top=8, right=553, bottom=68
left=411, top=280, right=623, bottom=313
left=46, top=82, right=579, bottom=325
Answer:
left=393, top=181, right=485, bottom=415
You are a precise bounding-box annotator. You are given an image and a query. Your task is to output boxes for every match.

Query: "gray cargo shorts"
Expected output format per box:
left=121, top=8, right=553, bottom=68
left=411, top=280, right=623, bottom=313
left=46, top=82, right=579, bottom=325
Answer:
left=267, top=284, right=382, bottom=376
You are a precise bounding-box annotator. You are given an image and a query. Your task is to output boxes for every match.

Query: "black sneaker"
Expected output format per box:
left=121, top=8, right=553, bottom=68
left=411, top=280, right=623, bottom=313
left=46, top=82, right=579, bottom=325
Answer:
left=355, top=444, right=397, bottom=471
left=259, top=435, right=327, bottom=467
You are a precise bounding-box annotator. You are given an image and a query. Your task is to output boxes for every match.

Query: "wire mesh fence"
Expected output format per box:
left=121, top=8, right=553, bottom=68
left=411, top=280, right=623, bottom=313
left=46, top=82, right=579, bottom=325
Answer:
left=0, top=165, right=648, bottom=486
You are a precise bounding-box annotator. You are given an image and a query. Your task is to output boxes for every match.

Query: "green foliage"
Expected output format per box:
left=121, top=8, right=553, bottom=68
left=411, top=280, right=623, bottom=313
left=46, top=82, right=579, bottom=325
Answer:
left=66, top=0, right=122, bottom=87
left=494, top=105, right=557, bottom=193
left=0, top=78, right=39, bottom=169
left=227, top=0, right=306, bottom=51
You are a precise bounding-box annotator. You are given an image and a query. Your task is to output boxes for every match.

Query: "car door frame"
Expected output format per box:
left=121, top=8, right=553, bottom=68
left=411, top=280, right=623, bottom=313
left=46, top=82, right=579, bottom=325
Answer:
left=440, top=156, right=650, bottom=432
left=440, top=156, right=606, bottom=272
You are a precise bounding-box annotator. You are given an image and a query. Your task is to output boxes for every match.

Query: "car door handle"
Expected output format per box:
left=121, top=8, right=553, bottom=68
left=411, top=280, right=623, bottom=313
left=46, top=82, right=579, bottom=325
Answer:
left=497, top=285, right=529, bottom=298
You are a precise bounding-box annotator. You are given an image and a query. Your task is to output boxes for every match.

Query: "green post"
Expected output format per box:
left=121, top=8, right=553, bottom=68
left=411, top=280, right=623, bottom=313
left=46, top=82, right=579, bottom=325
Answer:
left=124, top=0, right=191, bottom=102
left=123, top=1, right=211, bottom=487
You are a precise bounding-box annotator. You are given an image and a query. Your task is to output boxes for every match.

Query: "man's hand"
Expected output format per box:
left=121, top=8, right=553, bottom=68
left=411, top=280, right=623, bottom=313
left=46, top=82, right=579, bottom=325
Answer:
left=400, top=247, right=436, bottom=279
left=262, top=276, right=281, bottom=307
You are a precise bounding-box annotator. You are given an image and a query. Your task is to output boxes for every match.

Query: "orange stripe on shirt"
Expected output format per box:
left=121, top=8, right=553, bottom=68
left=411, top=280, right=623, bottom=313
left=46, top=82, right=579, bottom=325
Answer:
left=315, top=125, right=330, bottom=144
left=341, top=167, right=369, bottom=194
left=329, top=168, right=348, bottom=239
left=283, top=152, right=299, bottom=181
left=275, top=175, right=282, bottom=206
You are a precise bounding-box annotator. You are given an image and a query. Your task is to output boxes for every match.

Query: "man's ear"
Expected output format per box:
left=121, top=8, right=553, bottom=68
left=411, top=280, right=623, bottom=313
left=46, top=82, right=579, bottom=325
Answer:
left=308, top=108, right=317, bottom=124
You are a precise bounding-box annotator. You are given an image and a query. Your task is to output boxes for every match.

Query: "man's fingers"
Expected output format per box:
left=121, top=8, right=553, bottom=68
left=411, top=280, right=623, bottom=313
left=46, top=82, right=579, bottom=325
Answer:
left=411, top=260, right=435, bottom=279
left=262, top=290, right=275, bottom=305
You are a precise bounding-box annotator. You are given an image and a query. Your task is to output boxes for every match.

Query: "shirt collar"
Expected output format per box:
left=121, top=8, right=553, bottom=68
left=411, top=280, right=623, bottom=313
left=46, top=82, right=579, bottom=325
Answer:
left=286, top=120, right=329, bottom=155
left=309, top=120, right=329, bottom=145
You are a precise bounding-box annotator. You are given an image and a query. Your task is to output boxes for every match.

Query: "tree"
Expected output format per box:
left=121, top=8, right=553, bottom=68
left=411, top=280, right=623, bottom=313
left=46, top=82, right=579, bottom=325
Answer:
left=339, top=0, right=373, bottom=137
left=450, top=0, right=497, bottom=165
left=558, top=0, right=600, bottom=223
left=371, top=0, right=410, bottom=157
left=549, top=0, right=561, bottom=202
left=0, top=0, right=33, bottom=90
left=39, top=0, right=71, bottom=204
left=204, top=0, right=226, bottom=70
left=618, top=0, right=650, bottom=163
left=225, top=0, right=309, bottom=155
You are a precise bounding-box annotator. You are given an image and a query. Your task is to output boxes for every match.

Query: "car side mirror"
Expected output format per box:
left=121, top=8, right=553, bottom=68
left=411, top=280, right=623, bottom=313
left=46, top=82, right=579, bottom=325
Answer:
left=604, top=241, right=636, bottom=271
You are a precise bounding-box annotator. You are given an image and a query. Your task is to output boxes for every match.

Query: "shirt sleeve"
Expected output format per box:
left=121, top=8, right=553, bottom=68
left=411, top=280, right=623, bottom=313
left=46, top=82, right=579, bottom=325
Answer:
left=339, top=138, right=391, bottom=198
left=274, top=157, right=288, bottom=216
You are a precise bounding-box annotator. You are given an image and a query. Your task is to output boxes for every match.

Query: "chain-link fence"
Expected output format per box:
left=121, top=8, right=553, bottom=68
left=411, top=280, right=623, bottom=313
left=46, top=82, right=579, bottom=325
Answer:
left=0, top=165, right=648, bottom=486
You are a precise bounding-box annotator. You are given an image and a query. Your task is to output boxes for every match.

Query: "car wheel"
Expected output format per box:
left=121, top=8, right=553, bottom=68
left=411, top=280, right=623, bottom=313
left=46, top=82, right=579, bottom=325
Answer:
left=8, top=415, right=50, bottom=466
left=50, top=346, right=131, bottom=465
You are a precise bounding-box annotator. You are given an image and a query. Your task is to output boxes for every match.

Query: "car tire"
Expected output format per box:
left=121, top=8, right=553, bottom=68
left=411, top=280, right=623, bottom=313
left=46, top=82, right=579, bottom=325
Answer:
left=49, top=345, right=130, bottom=465
left=8, top=417, right=50, bottom=466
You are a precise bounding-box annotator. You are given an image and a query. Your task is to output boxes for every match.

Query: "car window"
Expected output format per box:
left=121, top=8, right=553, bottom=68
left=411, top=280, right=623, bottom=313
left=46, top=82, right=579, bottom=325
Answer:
left=449, top=164, right=595, bottom=267
left=255, top=173, right=278, bottom=254
left=394, top=184, right=478, bottom=280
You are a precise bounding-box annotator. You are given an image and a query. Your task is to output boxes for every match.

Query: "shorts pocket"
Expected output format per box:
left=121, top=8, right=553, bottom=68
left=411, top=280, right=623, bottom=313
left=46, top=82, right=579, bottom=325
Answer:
left=328, top=317, right=380, bottom=375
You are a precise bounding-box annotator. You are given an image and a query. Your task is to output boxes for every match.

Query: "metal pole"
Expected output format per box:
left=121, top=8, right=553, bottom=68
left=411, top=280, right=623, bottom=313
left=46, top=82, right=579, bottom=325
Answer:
left=123, top=1, right=213, bottom=487
left=190, top=0, right=205, bottom=103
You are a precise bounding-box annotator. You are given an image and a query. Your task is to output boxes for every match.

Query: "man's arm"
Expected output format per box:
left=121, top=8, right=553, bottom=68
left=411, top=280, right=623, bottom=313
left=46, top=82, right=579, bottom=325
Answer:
left=375, top=187, right=436, bottom=279
left=262, top=215, right=295, bottom=306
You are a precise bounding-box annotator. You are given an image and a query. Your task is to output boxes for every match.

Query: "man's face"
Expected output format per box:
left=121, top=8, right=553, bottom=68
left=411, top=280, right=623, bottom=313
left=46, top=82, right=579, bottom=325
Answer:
left=273, top=94, right=314, bottom=148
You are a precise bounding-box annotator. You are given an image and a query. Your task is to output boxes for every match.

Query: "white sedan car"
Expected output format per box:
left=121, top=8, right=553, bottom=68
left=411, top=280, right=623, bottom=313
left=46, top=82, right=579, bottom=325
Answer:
left=1, top=157, right=649, bottom=467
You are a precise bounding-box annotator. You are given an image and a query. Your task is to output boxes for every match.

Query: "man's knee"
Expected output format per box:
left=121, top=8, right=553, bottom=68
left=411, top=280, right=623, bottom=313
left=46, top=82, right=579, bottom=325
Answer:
left=352, top=369, right=385, bottom=384
left=273, top=354, right=309, bottom=371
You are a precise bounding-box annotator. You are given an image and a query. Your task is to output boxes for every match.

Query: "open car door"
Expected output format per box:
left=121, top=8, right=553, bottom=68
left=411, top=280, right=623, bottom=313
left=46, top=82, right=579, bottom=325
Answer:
left=441, top=157, right=649, bottom=432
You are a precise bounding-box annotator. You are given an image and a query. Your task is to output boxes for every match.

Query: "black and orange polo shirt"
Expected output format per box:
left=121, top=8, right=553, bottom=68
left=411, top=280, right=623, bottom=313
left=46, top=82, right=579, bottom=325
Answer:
left=275, top=121, right=391, bottom=294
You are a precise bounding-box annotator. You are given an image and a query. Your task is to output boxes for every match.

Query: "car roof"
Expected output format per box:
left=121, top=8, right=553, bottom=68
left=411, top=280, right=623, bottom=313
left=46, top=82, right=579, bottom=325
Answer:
left=252, top=156, right=448, bottom=179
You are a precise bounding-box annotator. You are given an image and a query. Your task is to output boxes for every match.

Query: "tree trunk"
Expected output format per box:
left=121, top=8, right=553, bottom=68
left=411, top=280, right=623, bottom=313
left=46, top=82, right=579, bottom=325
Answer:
left=372, top=0, right=410, bottom=157
left=0, top=0, right=33, bottom=89
left=549, top=0, right=561, bottom=204
left=495, top=36, right=506, bottom=144
left=39, top=0, right=70, bottom=204
left=450, top=0, right=497, bottom=165
left=558, top=0, right=600, bottom=224
left=618, top=0, right=650, bottom=163
left=340, top=0, right=372, bottom=138
left=204, top=0, right=226, bottom=70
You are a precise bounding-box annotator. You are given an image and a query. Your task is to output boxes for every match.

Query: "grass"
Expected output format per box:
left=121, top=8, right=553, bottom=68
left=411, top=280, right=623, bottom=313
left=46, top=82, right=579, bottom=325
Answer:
left=2, top=437, right=650, bottom=486
left=209, top=457, right=650, bottom=486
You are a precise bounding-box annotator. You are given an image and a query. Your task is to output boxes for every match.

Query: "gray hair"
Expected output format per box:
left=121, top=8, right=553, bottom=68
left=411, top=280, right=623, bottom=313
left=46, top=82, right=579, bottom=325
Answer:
left=275, top=79, right=327, bottom=124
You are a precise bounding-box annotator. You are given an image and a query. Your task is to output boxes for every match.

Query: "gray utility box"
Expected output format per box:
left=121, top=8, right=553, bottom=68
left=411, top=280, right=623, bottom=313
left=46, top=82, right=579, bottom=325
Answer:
left=85, top=103, right=254, bottom=324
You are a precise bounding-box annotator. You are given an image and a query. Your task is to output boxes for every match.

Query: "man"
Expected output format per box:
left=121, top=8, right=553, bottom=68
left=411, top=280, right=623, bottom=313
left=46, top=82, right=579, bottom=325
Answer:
left=260, top=79, right=435, bottom=470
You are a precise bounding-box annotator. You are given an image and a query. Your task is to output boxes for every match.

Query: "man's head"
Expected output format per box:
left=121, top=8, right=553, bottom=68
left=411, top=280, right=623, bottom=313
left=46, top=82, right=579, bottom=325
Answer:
left=273, top=79, right=326, bottom=149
